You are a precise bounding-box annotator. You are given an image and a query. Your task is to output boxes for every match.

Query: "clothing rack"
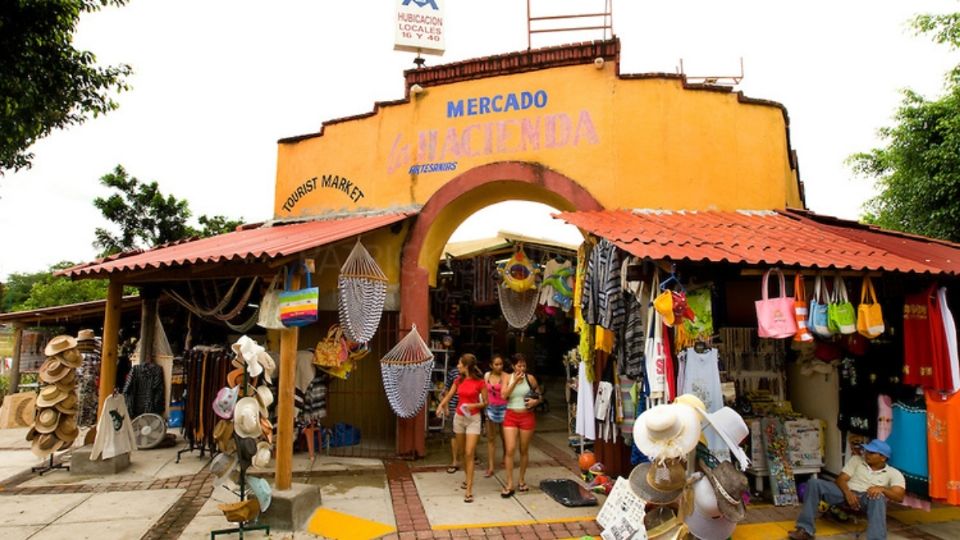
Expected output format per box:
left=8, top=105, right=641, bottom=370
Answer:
left=177, top=345, right=230, bottom=463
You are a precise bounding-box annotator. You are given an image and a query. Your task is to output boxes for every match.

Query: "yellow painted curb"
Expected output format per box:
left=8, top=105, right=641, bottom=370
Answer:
left=733, top=519, right=863, bottom=539
left=306, top=507, right=395, bottom=540
left=432, top=515, right=596, bottom=530
left=890, top=506, right=960, bottom=525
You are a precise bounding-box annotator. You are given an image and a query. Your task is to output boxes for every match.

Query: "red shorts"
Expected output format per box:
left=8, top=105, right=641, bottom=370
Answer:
left=503, top=409, right=536, bottom=430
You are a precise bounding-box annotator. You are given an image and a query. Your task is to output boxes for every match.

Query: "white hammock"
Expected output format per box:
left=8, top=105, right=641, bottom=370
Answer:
left=380, top=325, right=434, bottom=419
left=338, top=240, right=388, bottom=343
left=498, top=285, right=539, bottom=329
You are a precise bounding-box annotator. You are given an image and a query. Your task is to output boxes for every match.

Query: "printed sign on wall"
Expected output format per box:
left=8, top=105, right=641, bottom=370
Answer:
left=394, top=0, right=445, bottom=55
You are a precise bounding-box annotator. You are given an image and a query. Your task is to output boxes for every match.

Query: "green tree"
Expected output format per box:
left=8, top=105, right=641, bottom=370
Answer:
left=5, top=262, right=111, bottom=311
left=1, top=269, right=48, bottom=311
left=849, top=13, right=960, bottom=242
left=0, top=1, right=132, bottom=173
left=93, top=165, right=242, bottom=256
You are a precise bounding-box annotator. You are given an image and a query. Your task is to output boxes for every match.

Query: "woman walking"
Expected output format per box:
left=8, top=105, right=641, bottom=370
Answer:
left=483, top=354, right=508, bottom=477
left=500, top=353, right=541, bottom=497
left=436, top=354, right=487, bottom=503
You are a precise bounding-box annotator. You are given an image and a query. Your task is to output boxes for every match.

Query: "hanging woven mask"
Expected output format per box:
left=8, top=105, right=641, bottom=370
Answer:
left=499, top=248, right=537, bottom=293
left=498, top=285, right=539, bottom=329
left=338, top=239, right=388, bottom=343
left=380, top=325, right=434, bottom=419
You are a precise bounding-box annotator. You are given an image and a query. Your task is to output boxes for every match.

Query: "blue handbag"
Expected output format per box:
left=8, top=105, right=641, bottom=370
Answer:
left=808, top=274, right=833, bottom=338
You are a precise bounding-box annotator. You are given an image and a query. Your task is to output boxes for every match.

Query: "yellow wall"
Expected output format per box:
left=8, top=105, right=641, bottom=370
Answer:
left=274, top=63, right=803, bottom=217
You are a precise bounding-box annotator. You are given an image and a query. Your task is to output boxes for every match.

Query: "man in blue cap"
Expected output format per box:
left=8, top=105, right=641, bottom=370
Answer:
left=788, top=439, right=905, bottom=540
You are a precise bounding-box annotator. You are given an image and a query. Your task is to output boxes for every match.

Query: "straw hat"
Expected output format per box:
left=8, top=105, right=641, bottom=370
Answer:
left=252, top=441, right=272, bottom=468
left=699, top=460, right=748, bottom=522
left=44, top=335, right=78, bottom=357
left=231, top=336, right=264, bottom=379
left=218, top=498, right=260, bottom=523
left=701, top=407, right=751, bottom=469
left=39, top=359, right=70, bottom=384
left=36, top=385, right=69, bottom=408
left=34, top=408, right=61, bottom=434
left=212, top=386, right=239, bottom=420
left=55, top=392, right=78, bottom=415
left=259, top=416, right=273, bottom=444
left=25, top=426, right=38, bottom=442
left=77, top=329, right=96, bottom=342
left=633, top=404, right=701, bottom=460
left=227, top=368, right=245, bottom=389
left=628, top=458, right=687, bottom=504
left=54, top=370, right=77, bottom=391
left=255, top=386, right=273, bottom=417
left=57, top=348, right=83, bottom=369
left=233, top=397, right=262, bottom=438
left=55, top=415, right=79, bottom=443
left=645, top=507, right=687, bottom=540
left=213, top=419, right=236, bottom=453
left=31, top=433, right=63, bottom=458
left=255, top=351, right=275, bottom=384
left=247, top=476, right=273, bottom=511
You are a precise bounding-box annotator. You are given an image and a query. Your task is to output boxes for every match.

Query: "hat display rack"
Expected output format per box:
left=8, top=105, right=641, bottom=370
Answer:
left=27, top=335, right=82, bottom=475
left=211, top=335, right=272, bottom=540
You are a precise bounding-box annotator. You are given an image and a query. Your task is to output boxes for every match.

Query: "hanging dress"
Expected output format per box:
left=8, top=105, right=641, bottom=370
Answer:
left=926, top=389, right=960, bottom=505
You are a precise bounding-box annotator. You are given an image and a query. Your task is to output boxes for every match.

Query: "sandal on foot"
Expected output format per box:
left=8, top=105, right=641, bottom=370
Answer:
left=446, top=466, right=458, bottom=474
left=460, top=482, right=467, bottom=490
left=518, top=483, right=529, bottom=492
left=464, top=494, right=474, bottom=503
left=500, top=488, right=515, bottom=498
left=483, top=469, right=494, bottom=478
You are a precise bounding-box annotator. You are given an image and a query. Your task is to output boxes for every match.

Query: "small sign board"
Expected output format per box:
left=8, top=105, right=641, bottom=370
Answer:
left=394, top=0, right=445, bottom=56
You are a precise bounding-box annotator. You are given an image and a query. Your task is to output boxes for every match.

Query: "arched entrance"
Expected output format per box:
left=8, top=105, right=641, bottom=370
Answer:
left=396, top=160, right=603, bottom=456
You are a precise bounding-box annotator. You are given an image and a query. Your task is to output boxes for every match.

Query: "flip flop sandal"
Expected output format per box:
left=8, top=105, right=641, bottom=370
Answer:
left=517, top=483, right=529, bottom=492
left=446, top=466, right=457, bottom=474
left=461, top=482, right=467, bottom=490
left=500, top=489, right=515, bottom=498
left=483, top=470, right=494, bottom=478
left=464, top=494, right=474, bottom=503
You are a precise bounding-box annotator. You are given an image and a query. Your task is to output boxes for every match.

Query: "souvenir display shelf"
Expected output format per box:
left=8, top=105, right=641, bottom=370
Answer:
left=426, top=328, right=451, bottom=433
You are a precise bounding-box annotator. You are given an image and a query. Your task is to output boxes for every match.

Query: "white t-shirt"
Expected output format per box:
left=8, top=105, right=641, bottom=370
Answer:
left=841, top=455, right=906, bottom=493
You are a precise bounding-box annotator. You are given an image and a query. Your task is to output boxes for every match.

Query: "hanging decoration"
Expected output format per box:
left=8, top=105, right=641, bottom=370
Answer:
left=497, top=246, right=540, bottom=329
left=380, top=325, right=434, bottom=418
left=338, top=239, right=388, bottom=343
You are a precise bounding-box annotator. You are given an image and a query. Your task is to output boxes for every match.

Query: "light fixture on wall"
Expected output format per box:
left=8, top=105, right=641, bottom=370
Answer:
left=594, top=57, right=605, bottom=70
left=410, top=84, right=426, bottom=96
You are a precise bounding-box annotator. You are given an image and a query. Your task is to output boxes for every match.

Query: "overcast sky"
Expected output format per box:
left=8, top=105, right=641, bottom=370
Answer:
left=1, top=0, right=957, bottom=281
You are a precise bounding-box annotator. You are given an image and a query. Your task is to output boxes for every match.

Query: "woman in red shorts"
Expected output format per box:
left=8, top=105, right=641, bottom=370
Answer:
left=500, top=353, right=541, bottom=497
left=436, top=353, right=487, bottom=503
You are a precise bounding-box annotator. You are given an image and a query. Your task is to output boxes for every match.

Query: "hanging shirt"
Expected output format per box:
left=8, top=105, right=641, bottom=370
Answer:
left=454, top=377, right=484, bottom=416
left=90, top=394, right=137, bottom=460
left=539, top=259, right=573, bottom=308
left=838, top=356, right=879, bottom=436
left=937, top=287, right=960, bottom=392
left=903, top=285, right=948, bottom=389
left=888, top=400, right=928, bottom=482
left=582, top=239, right=625, bottom=332
left=681, top=347, right=725, bottom=459
left=926, top=389, right=960, bottom=505
left=575, top=360, right=596, bottom=440
left=123, top=363, right=166, bottom=418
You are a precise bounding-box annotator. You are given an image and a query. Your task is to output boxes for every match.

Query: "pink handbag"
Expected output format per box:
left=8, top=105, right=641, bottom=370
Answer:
left=755, top=268, right=799, bottom=339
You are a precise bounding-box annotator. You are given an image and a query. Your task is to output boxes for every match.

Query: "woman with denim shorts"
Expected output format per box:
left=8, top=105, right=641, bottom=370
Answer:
left=500, top=353, right=541, bottom=497
left=483, top=354, right=508, bottom=478
left=436, top=354, right=487, bottom=503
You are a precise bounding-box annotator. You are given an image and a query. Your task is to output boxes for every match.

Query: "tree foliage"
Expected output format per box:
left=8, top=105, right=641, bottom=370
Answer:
left=849, top=13, right=960, bottom=242
left=0, top=1, right=132, bottom=173
left=93, top=165, right=242, bottom=256
left=2, top=262, right=111, bottom=312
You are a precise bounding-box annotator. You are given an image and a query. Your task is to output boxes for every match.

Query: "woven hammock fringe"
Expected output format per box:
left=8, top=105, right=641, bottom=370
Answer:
left=338, top=240, right=388, bottom=343
left=498, top=286, right=539, bottom=329
left=380, top=326, right=434, bottom=418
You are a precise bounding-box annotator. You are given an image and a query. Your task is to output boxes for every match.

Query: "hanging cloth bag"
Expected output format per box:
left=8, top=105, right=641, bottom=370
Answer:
left=256, top=273, right=285, bottom=330
left=380, top=325, right=435, bottom=418
left=644, top=269, right=667, bottom=400
left=857, top=276, right=885, bottom=339
left=827, top=274, right=857, bottom=335
left=793, top=273, right=814, bottom=342
left=338, top=239, right=388, bottom=343
left=313, top=325, right=348, bottom=368
left=278, top=264, right=319, bottom=328
left=755, top=268, right=798, bottom=339
left=808, top=273, right=833, bottom=338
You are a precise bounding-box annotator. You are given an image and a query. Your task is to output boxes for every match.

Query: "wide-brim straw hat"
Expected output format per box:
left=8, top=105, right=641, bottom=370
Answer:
left=55, top=392, right=78, bottom=415
left=39, top=359, right=70, bottom=384
left=44, top=335, right=78, bottom=357
left=31, top=433, right=63, bottom=458
left=36, top=385, right=69, bottom=408
left=255, top=386, right=273, bottom=417
left=260, top=417, right=273, bottom=444
left=633, top=403, right=701, bottom=460
left=700, top=460, right=748, bottom=522
left=252, top=441, right=272, bottom=468
left=55, top=415, right=79, bottom=443
left=628, top=459, right=686, bottom=504
left=77, top=329, right=96, bottom=342
left=233, top=397, right=262, bottom=438
left=232, top=336, right=265, bottom=379
left=54, top=369, right=77, bottom=391
left=213, top=419, right=236, bottom=453
left=227, top=368, right=245, bottom=389
left=701, top=407, right=751, bottom=469
left=218, top=498, right=260, bottom=523
left=34, top=407, right=61, bottom=434
left=57, top=348, right=83, bottom=369
left=255, top=350, right=275, bottom=384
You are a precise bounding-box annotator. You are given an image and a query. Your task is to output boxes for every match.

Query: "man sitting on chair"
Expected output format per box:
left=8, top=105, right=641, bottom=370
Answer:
left=788, top=439, right=905, bottom=540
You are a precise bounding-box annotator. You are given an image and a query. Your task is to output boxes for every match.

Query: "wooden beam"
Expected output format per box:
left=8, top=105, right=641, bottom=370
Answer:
left=98, top=281, right=123, bottom=420
left=7, top=323, right=23, bottom=395
left=275, top=271, right=300, bottom=490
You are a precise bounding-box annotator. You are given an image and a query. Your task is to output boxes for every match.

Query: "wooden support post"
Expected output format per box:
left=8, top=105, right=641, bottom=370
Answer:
left=138, top=287, right=159, bottom=365
left=275, top=272, right=300, bottom=491
left=98, top=281, right=124, bottom=419
left=7, top=323, right=23, bottom=395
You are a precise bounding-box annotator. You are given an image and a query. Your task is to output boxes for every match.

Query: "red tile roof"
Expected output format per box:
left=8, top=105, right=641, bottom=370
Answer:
left=554, top=209, right=958, bottom=275
left=59, top=212, right=413, bottom=279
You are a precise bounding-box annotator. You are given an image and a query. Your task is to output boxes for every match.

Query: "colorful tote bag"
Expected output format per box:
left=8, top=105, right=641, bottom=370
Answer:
left=793, top=273, right=814, bottom=342
left=808, top=273, right=833, bottom=338
left=278, top=265, right=319, bottom=327
left=755, top=268, right=798, bottom=339
left=313, top=325, right=348, bottom=368
left=857, top=276, right=885, bottom=339
left=827, top=274, right=856, bottom=335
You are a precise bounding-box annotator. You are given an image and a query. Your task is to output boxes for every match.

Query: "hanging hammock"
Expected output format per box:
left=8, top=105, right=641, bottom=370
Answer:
left=338, top=239, right=388, bottom=343
left=380, top=325, right=434, bottom=419
left=498, top=285, right=539, bottom=329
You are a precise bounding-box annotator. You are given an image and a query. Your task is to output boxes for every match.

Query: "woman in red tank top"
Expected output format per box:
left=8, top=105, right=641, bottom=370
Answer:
left=436, top=354, right=487, bottom=503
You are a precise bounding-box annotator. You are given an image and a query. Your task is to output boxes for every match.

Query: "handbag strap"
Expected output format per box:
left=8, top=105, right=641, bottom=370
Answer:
left=833, top=275, right=848, bottom=304
left=794, top=273, right=807, bottom=302
left=762, top=268, right=786, bottom=300
left=861, top=276, right=878, bottom=305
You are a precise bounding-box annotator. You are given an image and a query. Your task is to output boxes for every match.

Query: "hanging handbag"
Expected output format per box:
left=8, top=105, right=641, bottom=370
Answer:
left=827, top=274, right=857, bottom=335
left=313, top=325, right=348, bottom=368
left=256, top=273, right=285, bottom=330
left=808, top=273, right=833, bottom=338
left=793, top=273, right=813, bottom=342
left=755, top=268, right=798, bottom=339
left=857, top=276, right=885, bottom=339
left=278, top=264, right=319, bottom=328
